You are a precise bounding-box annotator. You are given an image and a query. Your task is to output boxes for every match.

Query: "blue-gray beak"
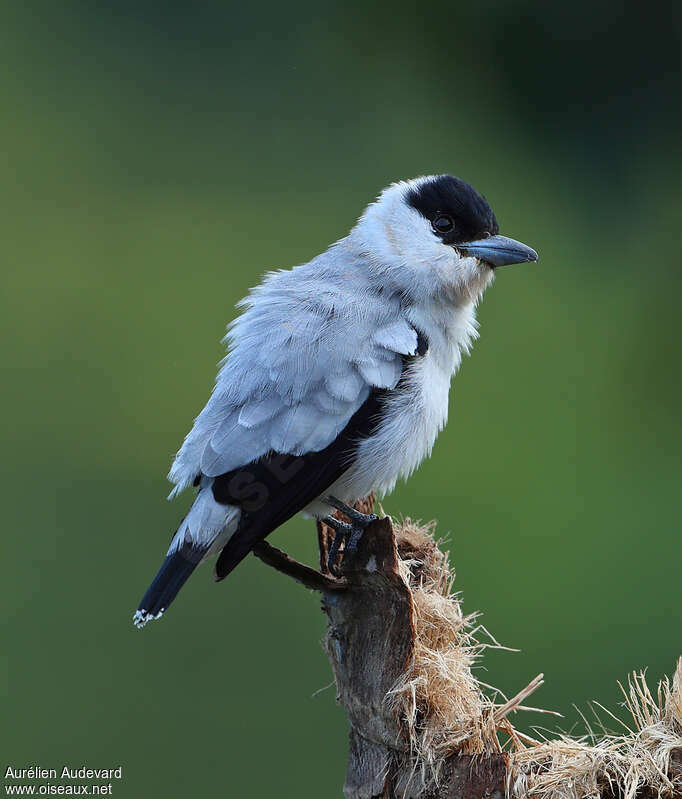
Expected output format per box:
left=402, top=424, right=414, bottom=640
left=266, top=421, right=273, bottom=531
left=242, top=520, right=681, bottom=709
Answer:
left=456, top=234, right=538, bottom=267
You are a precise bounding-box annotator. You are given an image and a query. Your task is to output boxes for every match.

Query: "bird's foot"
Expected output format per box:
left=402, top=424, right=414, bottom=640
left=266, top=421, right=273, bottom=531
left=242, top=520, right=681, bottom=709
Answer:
left=323, top=515, right=353, bottom=576
left=323, top=496, right=379, bottom=574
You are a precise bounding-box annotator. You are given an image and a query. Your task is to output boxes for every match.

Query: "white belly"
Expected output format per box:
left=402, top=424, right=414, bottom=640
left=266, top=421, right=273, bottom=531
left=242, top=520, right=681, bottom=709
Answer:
left=304, top=351, right=453, bottom=517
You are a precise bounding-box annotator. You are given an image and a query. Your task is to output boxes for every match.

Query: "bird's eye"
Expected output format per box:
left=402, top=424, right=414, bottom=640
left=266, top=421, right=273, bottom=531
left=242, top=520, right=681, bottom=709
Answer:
left=432, top=214, right=455, bottom=234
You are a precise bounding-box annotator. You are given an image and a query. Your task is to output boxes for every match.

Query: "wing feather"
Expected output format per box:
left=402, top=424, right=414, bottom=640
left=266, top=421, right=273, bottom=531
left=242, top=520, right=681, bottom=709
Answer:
left=313, top=387, right=357, bottom=414
left=238, top=396, right=283, bottom=428
left=201, top=420, right=270, bottom=477
left=168, top=260, right=416, bottom=493
left=373, top=319, right=419, bottom=356
left=325, top=369, right=365, bottom=401
left=356, top=356, right=403, bottom=389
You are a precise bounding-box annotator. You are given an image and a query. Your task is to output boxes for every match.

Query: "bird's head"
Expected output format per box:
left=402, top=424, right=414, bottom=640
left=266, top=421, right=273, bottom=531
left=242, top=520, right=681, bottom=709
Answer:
left=349, top=174, right=538, bottom=305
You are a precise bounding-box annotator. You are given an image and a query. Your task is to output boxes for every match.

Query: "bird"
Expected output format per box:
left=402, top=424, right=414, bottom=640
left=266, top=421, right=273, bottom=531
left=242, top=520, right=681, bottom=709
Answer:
left=133, top=174, right=538, bottom=628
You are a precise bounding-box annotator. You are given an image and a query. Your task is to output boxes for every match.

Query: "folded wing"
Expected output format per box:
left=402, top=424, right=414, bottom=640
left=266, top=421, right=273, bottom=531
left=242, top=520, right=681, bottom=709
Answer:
left=168, top=265, right=419, bottom=497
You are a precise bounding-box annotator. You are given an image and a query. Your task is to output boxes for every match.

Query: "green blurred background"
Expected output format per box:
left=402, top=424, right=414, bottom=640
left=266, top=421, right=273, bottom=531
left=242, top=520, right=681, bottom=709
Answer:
left=2, top=1, right=681, bottom=796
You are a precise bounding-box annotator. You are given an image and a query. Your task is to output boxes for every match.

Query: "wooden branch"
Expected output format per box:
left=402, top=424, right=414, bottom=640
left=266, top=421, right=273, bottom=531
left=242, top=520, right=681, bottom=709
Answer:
left=252, top=540, right=347, bottom=593
left=254, top=503, right=508, bottom=797
left=321, top=512, right=507, bottom=798
left=253, top=502, right=682, bottom=799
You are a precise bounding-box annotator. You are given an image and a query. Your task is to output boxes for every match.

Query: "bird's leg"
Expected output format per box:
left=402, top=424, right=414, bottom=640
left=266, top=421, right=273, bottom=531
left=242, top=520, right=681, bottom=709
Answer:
left=325, top=496, right=378, bottom=554
left=323, top=515, right=353, bottom=576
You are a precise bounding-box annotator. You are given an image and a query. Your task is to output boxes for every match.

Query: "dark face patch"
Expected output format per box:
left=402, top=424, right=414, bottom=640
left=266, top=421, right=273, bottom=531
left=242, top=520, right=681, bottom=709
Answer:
left=405, top=175, right=499, bottom=245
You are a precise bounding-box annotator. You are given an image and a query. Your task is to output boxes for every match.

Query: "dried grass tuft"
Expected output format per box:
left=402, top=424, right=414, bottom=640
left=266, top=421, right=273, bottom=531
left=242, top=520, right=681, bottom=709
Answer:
left=387, top=518, right=682, bottom=798
left=388, top=518, right=537, bottom=782
left=509, top=664, right=682, bottom=799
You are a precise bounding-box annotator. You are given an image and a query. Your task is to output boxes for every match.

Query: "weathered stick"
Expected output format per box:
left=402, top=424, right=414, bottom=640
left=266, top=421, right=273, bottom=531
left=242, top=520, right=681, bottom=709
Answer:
left=254, top=503, right=507, bottom=798
left=253, top=503, right=682, bottom=799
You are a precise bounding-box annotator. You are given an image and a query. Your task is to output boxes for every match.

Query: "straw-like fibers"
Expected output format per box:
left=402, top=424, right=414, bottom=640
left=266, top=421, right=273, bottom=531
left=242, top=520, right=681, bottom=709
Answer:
left=387, top=519, right=682, bottom=798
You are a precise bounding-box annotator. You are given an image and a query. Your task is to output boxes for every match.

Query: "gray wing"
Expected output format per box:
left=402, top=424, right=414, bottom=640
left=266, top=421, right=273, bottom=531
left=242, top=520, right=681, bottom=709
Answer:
left=168, top=263, right=419, bottom=494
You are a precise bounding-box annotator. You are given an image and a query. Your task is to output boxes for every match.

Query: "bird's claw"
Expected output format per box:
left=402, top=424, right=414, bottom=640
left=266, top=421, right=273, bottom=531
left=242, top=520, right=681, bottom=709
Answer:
left=323, top=497, right=379, bottom=573
left=324, top=516, right=352, bottom=575
left=345, top=515, right=378, bottom=553
left=326, top=496, right=377, bottom=527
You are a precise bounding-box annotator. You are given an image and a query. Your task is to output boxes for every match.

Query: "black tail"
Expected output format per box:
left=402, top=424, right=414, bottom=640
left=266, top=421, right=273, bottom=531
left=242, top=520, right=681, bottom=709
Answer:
left=133, top=545, right=203, bottom=628
left=214, top=525, right=268, bottom=582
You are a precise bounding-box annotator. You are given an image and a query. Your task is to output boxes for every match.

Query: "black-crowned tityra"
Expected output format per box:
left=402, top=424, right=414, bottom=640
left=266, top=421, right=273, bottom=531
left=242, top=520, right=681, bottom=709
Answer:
left=134, top=174, right=538, bottom=628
